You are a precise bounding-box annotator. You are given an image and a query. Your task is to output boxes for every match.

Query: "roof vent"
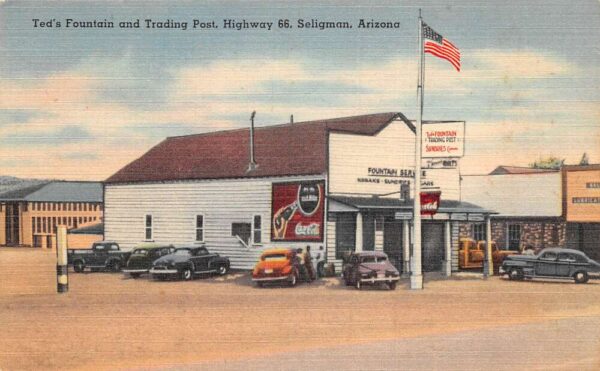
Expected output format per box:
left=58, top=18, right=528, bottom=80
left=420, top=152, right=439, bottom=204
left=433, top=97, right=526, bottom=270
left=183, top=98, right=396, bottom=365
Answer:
left=246, top=111, right=258, bottom=173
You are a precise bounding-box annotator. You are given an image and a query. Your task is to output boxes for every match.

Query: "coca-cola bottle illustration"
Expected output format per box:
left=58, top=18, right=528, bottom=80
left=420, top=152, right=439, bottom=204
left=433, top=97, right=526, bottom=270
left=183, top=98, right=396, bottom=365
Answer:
left=273, top=202, right=298, bottom=239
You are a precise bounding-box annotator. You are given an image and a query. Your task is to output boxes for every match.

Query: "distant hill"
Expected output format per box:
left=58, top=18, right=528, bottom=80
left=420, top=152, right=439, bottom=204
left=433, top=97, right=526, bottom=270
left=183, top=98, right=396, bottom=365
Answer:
left=0, top=176, right=54, bottom=196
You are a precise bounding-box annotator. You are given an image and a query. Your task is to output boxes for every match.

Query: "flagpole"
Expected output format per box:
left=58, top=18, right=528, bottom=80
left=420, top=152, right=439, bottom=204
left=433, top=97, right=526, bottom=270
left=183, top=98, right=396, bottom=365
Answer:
left=410, top=9, right=424, bottom=290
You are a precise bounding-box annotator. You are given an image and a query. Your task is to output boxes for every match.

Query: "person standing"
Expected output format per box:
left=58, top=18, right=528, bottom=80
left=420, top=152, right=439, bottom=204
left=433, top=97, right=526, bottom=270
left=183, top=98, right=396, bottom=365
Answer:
left=304, top=245, right=316, bottom=281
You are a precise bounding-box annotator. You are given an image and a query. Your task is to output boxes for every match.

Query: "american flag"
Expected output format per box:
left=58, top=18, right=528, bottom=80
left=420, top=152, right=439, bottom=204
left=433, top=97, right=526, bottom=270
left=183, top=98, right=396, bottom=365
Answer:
left=423, top=22, right=460, bottom=72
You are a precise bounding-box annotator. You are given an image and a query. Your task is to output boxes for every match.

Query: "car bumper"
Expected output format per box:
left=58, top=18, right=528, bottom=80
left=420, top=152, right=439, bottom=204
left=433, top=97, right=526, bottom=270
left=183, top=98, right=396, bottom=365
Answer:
left=252, top=275, right=292, bottom=282
left=122, top=269, right=149, bottom=274
left=149, top=268, right=178, bottom=275
left=359, top=276, right=400, bottom=283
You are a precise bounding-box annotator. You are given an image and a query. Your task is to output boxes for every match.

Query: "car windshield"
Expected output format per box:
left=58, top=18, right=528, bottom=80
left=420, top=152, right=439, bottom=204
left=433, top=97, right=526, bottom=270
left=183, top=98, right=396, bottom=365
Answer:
left=263, top=254, right=288, bottom=261
left=132, top=249, right=148, bottom=256
left=174, top=249, right=192, bottom=256
left=361, top=256, right=387, bottom=264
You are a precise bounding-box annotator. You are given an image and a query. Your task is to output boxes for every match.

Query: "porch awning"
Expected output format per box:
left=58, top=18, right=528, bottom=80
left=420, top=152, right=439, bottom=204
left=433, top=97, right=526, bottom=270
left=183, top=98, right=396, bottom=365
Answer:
left=328, top=196, right=496, bottom=216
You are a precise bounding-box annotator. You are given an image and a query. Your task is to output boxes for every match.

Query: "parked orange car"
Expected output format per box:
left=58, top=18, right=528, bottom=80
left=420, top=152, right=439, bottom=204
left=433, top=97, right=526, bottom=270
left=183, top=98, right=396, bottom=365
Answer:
left=458, top=238, right=518, bottom=271
left=252, top=248, right=300, bottom=287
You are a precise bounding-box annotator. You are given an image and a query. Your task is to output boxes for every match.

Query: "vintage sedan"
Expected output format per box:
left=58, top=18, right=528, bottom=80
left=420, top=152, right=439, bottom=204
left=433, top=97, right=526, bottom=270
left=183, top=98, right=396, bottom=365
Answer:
left=501, top=248, right=600, bottom=284
left=149, top=247, right=230, bottom=281
left=122, top=244, right=175, bottom=278
left=252, top=248, right=301, bottom=287
left=342, top=251, right=400, bottom=290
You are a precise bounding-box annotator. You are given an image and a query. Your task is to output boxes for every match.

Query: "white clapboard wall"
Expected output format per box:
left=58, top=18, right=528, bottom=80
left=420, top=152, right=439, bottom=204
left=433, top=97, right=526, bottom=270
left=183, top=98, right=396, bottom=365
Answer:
left=461, top=173, right=562, bottom=217
left=105, top=175, right=325, bottom=269
left=328, top=118, right=461, bottom=200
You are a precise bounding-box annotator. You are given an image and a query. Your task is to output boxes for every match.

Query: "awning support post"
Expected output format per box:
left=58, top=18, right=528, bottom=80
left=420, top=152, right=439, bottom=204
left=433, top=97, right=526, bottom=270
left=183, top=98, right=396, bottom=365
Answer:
left=402, top=220, right=410, bottom=276
left=355, top=212, right=363, bottom=252
left=485, top=215, right=494, bottom=277
left=444, top=220, right=452, bottom=277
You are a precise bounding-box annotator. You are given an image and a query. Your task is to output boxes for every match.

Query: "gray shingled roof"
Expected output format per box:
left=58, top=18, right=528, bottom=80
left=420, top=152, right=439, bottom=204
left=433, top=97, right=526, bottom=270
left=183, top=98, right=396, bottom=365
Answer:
left=0, top=181, right=102, bottom=202
left=0, top=182, right=51, bottom=200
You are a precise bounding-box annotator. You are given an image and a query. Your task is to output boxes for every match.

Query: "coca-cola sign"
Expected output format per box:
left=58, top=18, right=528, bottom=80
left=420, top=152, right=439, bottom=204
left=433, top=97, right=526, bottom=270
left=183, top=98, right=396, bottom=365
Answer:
left=272, top=181, right=324, bottom=242
left=420, top=191, right=441, bottom=215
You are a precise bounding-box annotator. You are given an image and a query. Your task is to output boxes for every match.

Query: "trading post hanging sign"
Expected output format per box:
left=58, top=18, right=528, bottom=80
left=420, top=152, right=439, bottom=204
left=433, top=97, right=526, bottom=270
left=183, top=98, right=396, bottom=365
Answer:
left=422, top=121, right=465, bottom=158
left=271, top=181, right=325, bottom=242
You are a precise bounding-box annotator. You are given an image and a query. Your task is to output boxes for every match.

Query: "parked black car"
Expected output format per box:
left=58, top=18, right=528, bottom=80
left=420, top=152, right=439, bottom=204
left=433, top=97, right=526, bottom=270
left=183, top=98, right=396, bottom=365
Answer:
left=500, top=248, right=600, bottom=284
left=342, top=251, right=400, bottom=290
left=122, top=244, right=175, bottom=278
left=149, top=247, right=230, bottom=280
left=68, top=241, right=131, bottom=273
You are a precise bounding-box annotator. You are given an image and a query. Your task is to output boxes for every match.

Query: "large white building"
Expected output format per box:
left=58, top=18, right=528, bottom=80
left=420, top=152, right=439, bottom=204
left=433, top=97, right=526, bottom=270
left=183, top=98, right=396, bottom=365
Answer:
left=104, top=112, right=492, bottom=272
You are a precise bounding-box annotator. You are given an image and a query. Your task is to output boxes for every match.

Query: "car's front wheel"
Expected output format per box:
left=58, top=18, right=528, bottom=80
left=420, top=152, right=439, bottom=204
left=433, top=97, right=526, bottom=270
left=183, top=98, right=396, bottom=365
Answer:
left=181, top=267, right=193, bottom=281
left=217, top=265, right=228, bottom=276
left=73, top=261, right=85, bottom=273
left=573, top=271, right=589, bottom=284
left=130, top=273, right=141, bottom=279
left=109, top=260, right=121, bottom=272
left=388, top=281, right=397, bottom=290
left=508, top=267, right=524, bottom=281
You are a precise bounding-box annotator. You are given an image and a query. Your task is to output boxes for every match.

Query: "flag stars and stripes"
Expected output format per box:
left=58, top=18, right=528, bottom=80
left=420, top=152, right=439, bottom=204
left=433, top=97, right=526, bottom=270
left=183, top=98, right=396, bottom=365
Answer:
left=423, top=22, right=461, bottom=72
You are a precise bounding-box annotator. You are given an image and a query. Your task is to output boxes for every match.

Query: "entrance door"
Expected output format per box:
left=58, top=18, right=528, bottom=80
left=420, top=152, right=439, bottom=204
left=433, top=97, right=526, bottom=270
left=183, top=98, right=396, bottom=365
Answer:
left=383, top=217, right=403, bottom=272
left=422, top=223, right=444, bottom=272
left=362, top=214, right=375, bottom=251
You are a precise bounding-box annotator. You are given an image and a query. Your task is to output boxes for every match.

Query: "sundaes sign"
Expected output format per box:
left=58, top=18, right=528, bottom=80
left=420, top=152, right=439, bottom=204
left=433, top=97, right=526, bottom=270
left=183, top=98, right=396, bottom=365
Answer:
left=271, top=181, right=324, bottom=242
left=422, top=122, right=465, bottom=158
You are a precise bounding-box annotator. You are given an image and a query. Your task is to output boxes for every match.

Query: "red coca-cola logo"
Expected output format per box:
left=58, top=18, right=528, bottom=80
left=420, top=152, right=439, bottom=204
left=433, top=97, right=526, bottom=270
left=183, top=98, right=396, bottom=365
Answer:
left=420, top=191, right=441, bottom=216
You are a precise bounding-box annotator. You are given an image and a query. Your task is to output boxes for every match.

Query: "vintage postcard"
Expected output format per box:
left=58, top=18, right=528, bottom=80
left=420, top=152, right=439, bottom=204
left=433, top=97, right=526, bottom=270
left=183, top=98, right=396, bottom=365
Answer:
left=0, top=1, right=599, bottom=370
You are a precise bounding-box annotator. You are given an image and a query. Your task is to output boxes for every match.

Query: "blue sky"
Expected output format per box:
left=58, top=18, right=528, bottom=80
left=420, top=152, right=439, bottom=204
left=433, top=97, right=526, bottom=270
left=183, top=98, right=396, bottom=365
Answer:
left=0, top=0, right=599, bottom=179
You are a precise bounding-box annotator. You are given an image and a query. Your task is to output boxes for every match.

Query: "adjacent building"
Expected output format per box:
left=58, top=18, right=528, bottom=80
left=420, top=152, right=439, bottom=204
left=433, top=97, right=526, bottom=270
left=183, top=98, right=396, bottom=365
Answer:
left=104, top=112, right=493, bottom=272
left=462, top=165, right=600, bottom=261
left=0, top=182, right=103, bottom=248
left=563, top=164, right=600, bottom=261
left=461, top=168, right=563, bottom=251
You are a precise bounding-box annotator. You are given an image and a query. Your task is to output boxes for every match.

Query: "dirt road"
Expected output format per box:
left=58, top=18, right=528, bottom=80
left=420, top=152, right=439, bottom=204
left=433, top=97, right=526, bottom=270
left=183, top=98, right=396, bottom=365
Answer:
left=1, top=248, right=599, bottom=370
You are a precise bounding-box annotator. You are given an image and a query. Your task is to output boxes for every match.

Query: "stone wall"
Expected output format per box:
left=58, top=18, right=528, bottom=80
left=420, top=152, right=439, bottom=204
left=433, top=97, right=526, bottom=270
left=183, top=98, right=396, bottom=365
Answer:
left=458, top=218, right=566, bottom=251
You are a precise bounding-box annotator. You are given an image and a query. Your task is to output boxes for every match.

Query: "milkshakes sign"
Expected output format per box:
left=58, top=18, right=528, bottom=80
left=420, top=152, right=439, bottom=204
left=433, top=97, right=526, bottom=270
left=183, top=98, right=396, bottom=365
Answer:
left=271, top=181, right=325, bottom=242
left=422, top=122, right=465, bottom=158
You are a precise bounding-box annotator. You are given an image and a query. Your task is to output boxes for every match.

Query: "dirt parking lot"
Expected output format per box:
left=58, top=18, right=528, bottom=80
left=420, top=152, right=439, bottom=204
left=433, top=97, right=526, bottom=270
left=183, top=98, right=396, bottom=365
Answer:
left=1, top=248, right=599, bottom=370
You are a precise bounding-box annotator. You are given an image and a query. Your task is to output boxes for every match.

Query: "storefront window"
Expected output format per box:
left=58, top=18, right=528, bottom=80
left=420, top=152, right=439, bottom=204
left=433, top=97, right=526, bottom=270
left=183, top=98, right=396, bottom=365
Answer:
left=472, top=224, right=485, bottom=241
left=507, top=224, right=521, bottom=251
left=335, top=214, right=356, bottom=260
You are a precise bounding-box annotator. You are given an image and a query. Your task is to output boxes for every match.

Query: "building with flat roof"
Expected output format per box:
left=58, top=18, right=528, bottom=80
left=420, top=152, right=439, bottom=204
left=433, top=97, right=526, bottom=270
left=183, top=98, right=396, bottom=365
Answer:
left=0, top=181, right=103, bottom=248
left=462, top=164, right=600, bottom=261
